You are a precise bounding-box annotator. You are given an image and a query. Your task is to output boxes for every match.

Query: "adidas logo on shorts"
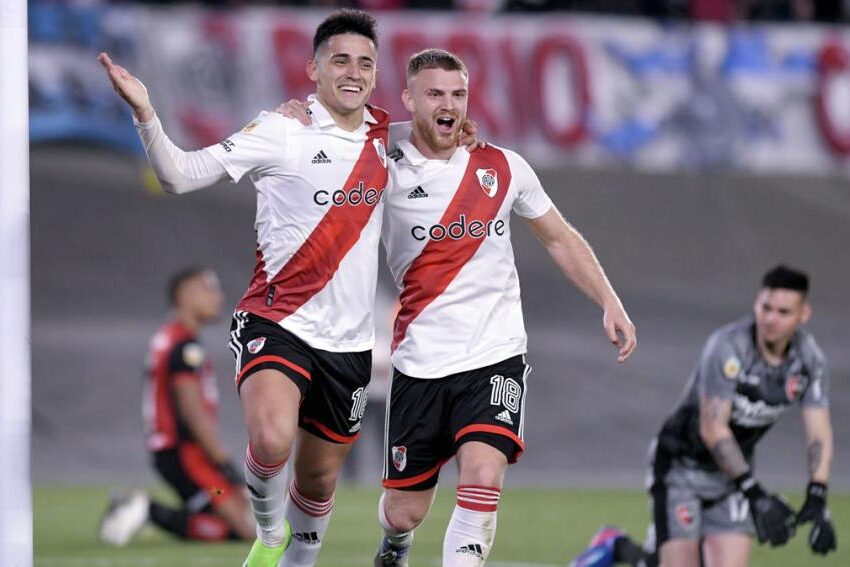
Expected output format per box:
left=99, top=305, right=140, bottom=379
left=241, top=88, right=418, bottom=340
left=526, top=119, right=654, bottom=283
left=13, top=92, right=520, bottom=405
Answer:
left=311, top=150, right=332, bottom=164
left=407, top=186, right=428, bottom=199
left=494, top=410, right=513, bottom=425
left=456, top=543, right=484, bottom=559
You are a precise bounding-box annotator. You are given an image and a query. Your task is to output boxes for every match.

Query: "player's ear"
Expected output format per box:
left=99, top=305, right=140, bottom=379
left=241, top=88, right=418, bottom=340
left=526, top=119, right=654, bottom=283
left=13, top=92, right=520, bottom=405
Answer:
left=801, top=301, right=812, bottom=325
left=306, top=59, right=319, bottom=82
left=402, top=88, right=414, bottom=113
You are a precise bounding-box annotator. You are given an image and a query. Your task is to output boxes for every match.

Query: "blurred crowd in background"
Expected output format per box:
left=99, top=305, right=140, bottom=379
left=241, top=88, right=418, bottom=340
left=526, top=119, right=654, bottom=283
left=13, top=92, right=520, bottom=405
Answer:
left=54, top=0, right=850, bottom=23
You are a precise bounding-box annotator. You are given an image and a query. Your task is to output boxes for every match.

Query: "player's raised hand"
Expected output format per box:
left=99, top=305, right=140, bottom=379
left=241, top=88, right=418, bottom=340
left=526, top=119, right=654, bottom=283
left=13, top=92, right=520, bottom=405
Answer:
left=97, top=52, right=154, bottom=123
left=459, top=118, right=486, bottom=151
left=603, top=304, right=636, bottom=363
left=275, top=99, right=312, bottom=126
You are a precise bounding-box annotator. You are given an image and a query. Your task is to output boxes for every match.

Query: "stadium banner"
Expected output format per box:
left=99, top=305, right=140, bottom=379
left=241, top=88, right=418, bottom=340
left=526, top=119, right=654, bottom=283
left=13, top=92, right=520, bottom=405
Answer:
left=29, top=4, right=850, bottom=175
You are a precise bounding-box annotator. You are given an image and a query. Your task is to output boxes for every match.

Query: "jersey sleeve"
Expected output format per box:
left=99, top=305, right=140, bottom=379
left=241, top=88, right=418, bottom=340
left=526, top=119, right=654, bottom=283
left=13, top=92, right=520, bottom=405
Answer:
left=205, top=111, right=287, bottom=183
left=167, top=340, right=205, bottom=382
left=696, top=331, right=741, bottom=401
left=507, top=151, right=553, bottom=219
left=801, top=337, right=830, bottom=408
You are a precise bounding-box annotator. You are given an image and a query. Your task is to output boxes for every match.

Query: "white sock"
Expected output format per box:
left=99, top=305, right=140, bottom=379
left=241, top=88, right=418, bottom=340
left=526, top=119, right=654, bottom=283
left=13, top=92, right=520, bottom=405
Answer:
left=244, top=444, right=288, bottom=547
left=378, top=491, right=414, bottom=549
left=280, top=481, right=334, bottom=567
left=442, top=485, right=500, bottom=567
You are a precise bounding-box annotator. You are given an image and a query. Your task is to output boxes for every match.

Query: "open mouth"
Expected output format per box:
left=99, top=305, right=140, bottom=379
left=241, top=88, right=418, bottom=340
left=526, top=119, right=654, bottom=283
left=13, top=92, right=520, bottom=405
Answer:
left=339, top=84, right=363, bottom=94
left=435, top=116, right=456, bottom=134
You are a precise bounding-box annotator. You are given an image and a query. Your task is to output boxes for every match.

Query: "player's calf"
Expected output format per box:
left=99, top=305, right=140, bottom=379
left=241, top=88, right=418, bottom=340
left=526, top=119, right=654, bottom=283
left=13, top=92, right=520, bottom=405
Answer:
left=443, top=485, right=501, bottom=566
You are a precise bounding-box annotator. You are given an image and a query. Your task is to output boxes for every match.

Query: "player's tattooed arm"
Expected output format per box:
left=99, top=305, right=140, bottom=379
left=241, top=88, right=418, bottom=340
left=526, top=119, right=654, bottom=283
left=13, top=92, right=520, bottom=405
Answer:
left=699, top=395, right=750, bottom=479
left=802, top=407, right=833, bottom=483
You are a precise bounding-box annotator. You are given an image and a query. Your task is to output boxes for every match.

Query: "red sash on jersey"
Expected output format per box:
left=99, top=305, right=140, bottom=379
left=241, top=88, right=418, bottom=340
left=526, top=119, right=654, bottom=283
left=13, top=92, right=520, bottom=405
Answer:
left=238, top=108, right=390, bottom=321
left=392, top=146, right=512, bottom=351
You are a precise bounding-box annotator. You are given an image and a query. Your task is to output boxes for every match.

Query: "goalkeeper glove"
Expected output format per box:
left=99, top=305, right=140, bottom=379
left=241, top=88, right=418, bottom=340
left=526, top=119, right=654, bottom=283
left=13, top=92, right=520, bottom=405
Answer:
left=796, top=482, right=837, bottom=555
left=734, top=472, right=796, bottom=547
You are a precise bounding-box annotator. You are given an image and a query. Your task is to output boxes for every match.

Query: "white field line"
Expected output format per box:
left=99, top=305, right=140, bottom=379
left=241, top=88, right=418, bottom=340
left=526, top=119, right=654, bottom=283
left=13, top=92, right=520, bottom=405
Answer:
left=36, top=556, right=563, bottom=567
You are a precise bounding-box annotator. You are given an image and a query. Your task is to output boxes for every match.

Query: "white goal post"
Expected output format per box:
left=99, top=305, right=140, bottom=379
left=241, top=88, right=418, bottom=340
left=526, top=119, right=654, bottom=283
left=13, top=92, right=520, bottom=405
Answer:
left=0, top=1, right=32, bottom=566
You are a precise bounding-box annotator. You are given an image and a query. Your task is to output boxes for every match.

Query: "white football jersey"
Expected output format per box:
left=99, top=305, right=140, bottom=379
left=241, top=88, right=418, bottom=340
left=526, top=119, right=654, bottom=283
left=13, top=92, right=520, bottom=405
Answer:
left=206, top=97, right=390, bottom=352
left=383, top=140, right=553, bottom=378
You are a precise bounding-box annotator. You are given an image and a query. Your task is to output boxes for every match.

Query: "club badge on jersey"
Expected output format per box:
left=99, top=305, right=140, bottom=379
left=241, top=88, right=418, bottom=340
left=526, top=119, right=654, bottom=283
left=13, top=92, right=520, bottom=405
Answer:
left=475, top=168, right=498, bottom=197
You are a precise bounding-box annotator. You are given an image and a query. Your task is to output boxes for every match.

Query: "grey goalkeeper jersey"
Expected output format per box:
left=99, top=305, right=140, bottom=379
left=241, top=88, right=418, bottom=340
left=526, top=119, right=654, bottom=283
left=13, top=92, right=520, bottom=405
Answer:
left=657, top=317, right=829, bottom=470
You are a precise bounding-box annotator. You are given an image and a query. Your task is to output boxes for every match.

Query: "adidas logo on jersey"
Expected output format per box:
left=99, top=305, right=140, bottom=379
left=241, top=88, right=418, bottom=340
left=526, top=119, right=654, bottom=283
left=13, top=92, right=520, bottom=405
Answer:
left=293, top=531, right=320, bottom=545
left=407, top=186, right=429, bottom=199
left=311, top=150, right=332, bottom=164
left=456, top=543, right=484, bottom=559
left=494, top=410, right=513, bottom=425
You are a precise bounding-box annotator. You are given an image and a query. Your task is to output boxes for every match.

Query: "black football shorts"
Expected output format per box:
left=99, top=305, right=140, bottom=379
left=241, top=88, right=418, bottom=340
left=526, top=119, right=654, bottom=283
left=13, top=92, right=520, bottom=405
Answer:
left=229, top=311, right=371, bottom=444
left=382, top=354, right=531, bottom=491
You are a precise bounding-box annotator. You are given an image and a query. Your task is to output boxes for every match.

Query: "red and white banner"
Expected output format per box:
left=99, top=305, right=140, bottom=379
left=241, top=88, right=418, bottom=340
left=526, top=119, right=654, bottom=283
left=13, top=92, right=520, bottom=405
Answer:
left=30, top=7, right=850, bottom=175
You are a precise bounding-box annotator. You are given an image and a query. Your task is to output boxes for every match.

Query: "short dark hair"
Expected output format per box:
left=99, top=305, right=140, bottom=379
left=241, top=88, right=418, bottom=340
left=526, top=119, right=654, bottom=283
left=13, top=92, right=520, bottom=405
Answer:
left=313, top=9, right=378, bottom=54
left=762, top=265, right=809, bottom=295
left=406, top=48, right=468, bottom=84
left=168, top=266, right=208, bottom=306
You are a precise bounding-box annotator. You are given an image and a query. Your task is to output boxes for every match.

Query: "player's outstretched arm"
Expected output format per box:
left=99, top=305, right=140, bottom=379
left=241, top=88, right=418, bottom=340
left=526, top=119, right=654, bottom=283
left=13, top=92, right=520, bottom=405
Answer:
left=98, top=52, right=228, bottom=194
left=98, top=52, right=154, bottom=123
left=525, top=207, right=636, bottom=363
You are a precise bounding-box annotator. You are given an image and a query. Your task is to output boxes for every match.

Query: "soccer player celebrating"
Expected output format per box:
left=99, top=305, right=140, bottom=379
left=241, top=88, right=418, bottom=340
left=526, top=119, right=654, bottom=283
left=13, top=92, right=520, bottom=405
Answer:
left=100, top=10, right=392, bottom=567
left=571, top=265, right=837, bottom=567
left=100, top=267, right=254, bottom=545
left=373, top=49, right=637, bottom=567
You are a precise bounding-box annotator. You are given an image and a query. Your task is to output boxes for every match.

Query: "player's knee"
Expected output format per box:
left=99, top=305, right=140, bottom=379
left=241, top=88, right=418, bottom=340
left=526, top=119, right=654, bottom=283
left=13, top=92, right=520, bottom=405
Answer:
left=384, top=498, right=428, bottom=533
left=248, top=422, right=293, bottom=464
left=386, top=508, right=425, bottom=534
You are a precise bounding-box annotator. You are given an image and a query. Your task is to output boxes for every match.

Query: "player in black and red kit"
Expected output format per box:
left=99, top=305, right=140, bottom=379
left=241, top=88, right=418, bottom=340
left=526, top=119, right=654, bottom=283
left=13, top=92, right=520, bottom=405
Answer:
left=100, top=267, right=254, bottom=545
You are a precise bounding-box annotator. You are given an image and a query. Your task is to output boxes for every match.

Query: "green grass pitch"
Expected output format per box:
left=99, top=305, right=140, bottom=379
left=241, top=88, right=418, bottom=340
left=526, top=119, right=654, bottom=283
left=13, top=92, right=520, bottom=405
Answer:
left=35, top=485, right=848, bottom=566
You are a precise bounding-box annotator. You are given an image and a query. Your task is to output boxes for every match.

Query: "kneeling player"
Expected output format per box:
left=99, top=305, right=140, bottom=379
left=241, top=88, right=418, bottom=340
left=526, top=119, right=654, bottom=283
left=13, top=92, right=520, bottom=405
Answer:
left=570, top=266, right=837, bottom=566
left=100, top=268, right=254, bottom=545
